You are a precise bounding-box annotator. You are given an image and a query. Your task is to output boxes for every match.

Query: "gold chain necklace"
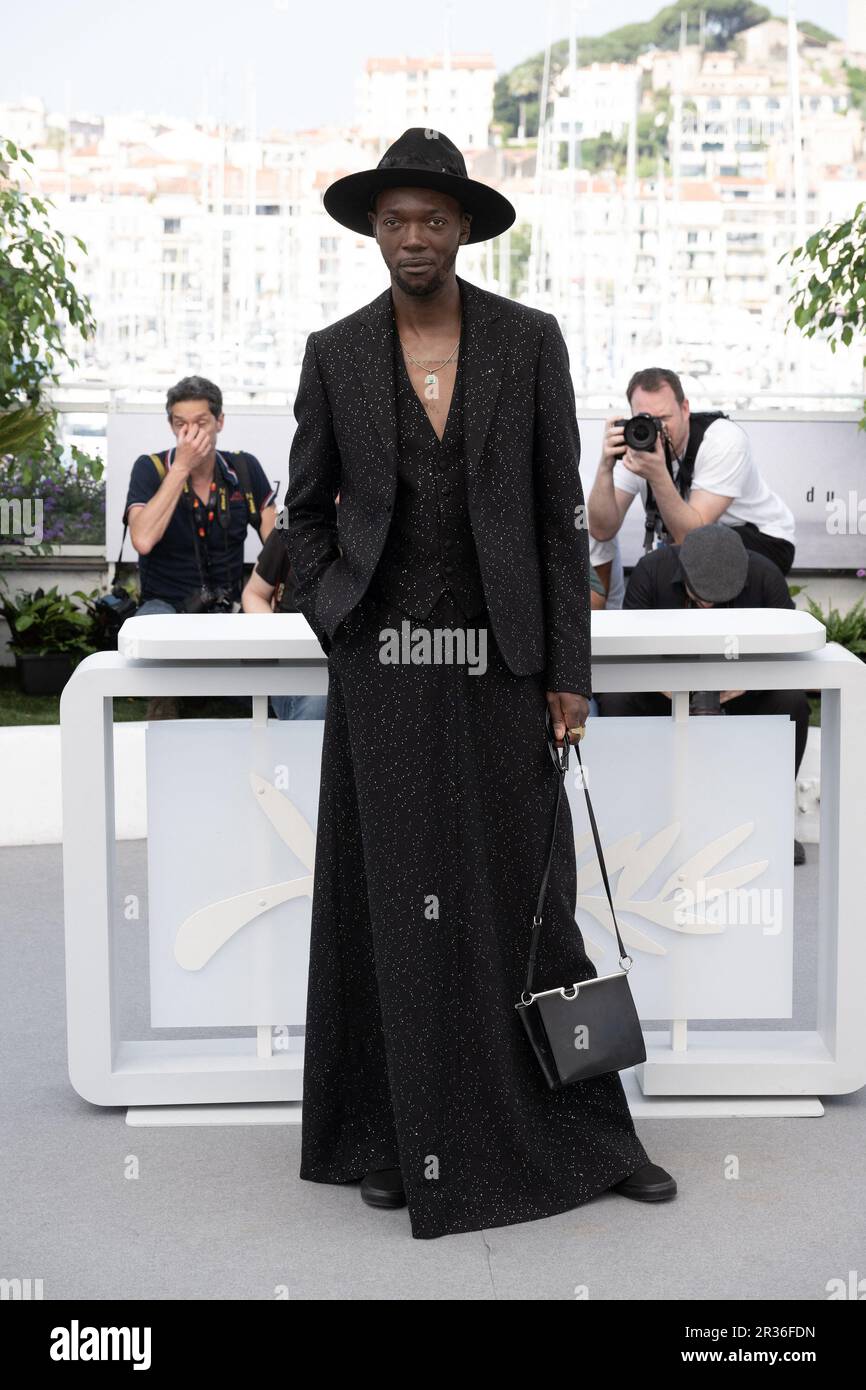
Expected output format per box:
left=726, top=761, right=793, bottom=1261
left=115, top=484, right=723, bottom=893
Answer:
left=400, top=337, right=460, bottom=388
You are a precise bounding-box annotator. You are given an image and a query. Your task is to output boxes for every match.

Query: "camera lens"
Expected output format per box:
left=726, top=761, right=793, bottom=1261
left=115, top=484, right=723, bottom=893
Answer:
left=623, top=413, right=659, bottom=452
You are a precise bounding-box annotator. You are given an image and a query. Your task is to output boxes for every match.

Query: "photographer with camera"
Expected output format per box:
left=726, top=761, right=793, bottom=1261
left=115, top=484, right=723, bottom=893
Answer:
left=122, top=376, right=277, bottom=621
left=588, top=367, right=796, bottom=575
left=118, top=376, right=277, bottom=718
left=594, top=523, right=810, bottom=865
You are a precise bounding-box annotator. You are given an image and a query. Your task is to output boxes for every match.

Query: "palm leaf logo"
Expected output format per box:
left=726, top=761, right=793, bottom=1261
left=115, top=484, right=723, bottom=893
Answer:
left=574, top=820, right=768, bottom=962
left=173, top=772, right=316, bottom=970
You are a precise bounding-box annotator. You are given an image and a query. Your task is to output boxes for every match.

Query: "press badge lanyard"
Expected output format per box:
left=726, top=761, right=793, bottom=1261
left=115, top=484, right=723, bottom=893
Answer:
left=168, top=447, right=232, bottom=585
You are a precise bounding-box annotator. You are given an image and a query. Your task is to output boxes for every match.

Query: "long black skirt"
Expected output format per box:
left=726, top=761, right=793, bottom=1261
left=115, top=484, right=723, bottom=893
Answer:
left=298, top=586, right=650, bottom=1239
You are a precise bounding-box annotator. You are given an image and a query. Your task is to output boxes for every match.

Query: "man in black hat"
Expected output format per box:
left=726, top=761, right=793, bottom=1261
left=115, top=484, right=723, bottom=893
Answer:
left=595, top=523, right=810, bottom=864
left=287, top=127, right=675, bottom=1240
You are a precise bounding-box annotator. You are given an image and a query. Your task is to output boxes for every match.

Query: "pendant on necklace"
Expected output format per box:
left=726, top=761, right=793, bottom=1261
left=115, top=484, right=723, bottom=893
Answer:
left=424, top=372, right=437, bottom=387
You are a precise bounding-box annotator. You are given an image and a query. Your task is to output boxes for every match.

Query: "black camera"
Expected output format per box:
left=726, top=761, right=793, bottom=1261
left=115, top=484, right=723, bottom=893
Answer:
left=92, top=585, right=139, bottom=648
left=615, top=412, right=664, bottom=452
left=183, top=585, right=234, bottom=614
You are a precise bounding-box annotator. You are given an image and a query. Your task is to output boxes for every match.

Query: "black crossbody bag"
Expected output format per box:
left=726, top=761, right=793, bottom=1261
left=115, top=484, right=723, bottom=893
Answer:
left=515, top=708, right=646, bottom=1090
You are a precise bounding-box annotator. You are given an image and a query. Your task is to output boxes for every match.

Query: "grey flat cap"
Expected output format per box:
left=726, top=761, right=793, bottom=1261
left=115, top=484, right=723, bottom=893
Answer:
left=677, top=524, right=749, bottom=604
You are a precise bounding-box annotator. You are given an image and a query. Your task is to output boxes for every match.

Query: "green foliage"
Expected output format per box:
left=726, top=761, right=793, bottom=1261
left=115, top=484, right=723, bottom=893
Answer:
left=0, top=135, right=103, bottom=496
left=796, top=21, right=838, bottom=45
left=0, top=403, right=53, bottom=456
left=493, top=1, right=771, bottom=137
left=781, top=202, right=866, bottom=427
left=802, top=594, right=866, bottom=656
left=564, top=98, right=672, bottom=175
left=844, top=63, right=866, bottom=117
left=0, top=135, right=96, bottom=410
left=0, top=583, right=98, bottom=656
left=495, top=221, right=531, bottom=298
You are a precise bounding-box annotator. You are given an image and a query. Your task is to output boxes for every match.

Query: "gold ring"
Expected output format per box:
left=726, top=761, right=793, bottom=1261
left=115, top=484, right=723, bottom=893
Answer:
left=567, top=725, right=586, bottom=742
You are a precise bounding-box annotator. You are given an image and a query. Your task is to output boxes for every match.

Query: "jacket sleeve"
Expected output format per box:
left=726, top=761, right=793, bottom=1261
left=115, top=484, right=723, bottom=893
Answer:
left=622, top=554, right=655, bottom=609
left=532, top=312, right=593, bottom=697
left=285, top=332, right=341, bottom=655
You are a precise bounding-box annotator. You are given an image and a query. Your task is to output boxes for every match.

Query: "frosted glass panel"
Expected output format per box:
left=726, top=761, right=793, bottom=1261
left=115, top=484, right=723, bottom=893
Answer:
left=145, top=712, right=794, bottom=1029
left=146, top=718, right=324, bottom=1027
left=567, top=716, right=794, bottom=1019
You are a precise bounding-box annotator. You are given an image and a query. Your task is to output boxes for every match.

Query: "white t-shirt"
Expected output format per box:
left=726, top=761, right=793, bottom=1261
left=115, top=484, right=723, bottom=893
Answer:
left=611, top=417, right=795, bottom=545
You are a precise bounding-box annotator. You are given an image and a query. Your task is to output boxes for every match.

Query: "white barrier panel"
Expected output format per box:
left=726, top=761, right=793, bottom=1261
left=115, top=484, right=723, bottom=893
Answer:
left=59, top=608, right=866, bottom=1112
left=142, top=714, right=793, bottom=1030
left=147, top=719, right=322, bottom=1028
left=572, top=717, right=793, bottom=1019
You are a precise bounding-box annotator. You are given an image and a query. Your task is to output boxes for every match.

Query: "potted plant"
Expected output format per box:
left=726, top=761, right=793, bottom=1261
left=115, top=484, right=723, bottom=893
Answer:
left=0, top=584, right=97, bottom=694
left=801, top=594, right=866, bottom=660
left=0, top=135, right=103, bottom=552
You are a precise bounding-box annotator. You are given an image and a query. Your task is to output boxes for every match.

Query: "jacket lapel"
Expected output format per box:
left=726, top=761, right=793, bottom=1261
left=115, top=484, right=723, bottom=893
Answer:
left=350, top=274, right=506, bottom=499
left=352, top=285, right=400, bottom=485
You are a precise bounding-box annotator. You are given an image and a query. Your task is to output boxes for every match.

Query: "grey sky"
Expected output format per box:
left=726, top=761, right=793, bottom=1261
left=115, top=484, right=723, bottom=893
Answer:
left=3, top=0, right=850, bottom=133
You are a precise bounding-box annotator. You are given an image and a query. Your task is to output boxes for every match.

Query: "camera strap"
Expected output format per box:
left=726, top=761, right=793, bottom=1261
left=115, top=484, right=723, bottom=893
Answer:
left=642, top=436, right=678, bottom=550
left=181, top=474, right=230, bottom=594
left=677, top=411, right=729, bottom=493
left=120, top=447, right=251, bottom=595
left=642, top=411, right=730, bottom=551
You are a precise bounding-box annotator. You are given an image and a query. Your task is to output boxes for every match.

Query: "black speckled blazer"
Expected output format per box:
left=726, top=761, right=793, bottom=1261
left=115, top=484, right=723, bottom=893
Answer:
left=286, top=273, right=592, bottom=696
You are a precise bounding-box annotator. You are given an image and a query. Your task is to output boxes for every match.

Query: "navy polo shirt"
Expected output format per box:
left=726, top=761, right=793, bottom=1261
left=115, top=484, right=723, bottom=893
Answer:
left=123, top=449, right=276, bottom=607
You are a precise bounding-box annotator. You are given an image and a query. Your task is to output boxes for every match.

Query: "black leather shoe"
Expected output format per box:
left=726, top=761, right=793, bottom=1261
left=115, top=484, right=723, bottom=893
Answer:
left=794, top=838, right=806, bottom=865
left=611, top=1162, right=677, bottom=1201
left=360, top=1167, right=406, bottom=1209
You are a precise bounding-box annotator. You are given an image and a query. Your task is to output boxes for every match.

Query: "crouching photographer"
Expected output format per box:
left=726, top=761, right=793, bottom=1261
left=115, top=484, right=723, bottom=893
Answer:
left=588, top=367, right=796, bottom=575
left=594, top=524, right=810, bottom=866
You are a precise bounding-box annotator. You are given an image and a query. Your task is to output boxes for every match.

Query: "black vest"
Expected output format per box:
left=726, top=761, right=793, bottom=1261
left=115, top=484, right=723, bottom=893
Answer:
left=678, top=411, right=729, bottom=490
left=367, top=315, right=487, bottom=621
left=643, top=410, right=729, bottom=549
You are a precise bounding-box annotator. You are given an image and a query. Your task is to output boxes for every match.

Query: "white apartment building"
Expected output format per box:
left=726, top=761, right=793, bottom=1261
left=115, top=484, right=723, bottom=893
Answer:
left=525, top=164, right=854, bottom=405
left=6, top=16, right=863, bottom=410
left=650, top=41, right=862, bottom=184
left=30, top=124, right=491, bottom=396
left=846, top=0, right=866, bottom=61
left=0, top=98, right=48, bottom=149
left=550, top=61, right=640, bottom=143
left=355, top=53, right=495, bottom=151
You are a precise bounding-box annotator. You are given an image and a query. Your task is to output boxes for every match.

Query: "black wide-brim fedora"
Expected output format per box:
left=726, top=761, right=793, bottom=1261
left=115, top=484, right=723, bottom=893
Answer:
left=323, top=127, right=516, bottom=244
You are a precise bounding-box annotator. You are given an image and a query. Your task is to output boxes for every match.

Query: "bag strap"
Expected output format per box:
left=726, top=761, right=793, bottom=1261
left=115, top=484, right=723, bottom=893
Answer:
left=115, top=451, right=167, bottom=574
left=523, top=709, right=632, bottom=1000
left=114, top=524, right=127, bottom=573
left=231, top=451, right=262, bottom=533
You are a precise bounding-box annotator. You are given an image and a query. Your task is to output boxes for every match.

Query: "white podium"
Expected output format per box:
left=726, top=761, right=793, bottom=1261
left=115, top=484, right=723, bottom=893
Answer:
left=59, top=608, right=866, bottom=1118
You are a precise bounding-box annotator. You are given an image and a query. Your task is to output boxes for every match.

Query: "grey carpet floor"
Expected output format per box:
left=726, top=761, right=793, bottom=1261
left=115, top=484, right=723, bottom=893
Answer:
left=1, top=841, right=863, bottom=1301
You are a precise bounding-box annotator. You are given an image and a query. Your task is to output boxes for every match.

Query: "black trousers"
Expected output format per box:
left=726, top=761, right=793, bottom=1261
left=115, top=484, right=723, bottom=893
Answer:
left=727, top=522, right=795, bottom=577
left=595, top=688, right=810, bottom=778
left=298, top=586, right=650, bottom=1239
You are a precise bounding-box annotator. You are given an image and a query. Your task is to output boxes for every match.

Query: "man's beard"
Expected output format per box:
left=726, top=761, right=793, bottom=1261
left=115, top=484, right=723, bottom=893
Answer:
left=392, top=248, right=458, bottom=297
